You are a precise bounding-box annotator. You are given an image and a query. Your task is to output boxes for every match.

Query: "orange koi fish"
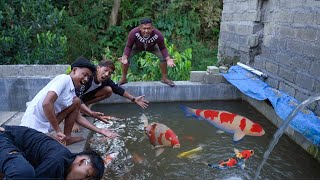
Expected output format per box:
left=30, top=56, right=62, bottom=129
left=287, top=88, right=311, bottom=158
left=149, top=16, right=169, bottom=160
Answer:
left=132, top=152, right=145, bottom=164
left=204, top=148, right=254, bottom=170
left=104, top=152, right=119, bottom=166
left=181, top=106, right=265, bottom=142
left=141, top=114, right=180, bottom=156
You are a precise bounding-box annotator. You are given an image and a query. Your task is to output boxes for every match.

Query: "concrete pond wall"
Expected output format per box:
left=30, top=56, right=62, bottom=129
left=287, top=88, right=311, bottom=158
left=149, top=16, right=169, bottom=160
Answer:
left=0, top=65, right=319, bottom=162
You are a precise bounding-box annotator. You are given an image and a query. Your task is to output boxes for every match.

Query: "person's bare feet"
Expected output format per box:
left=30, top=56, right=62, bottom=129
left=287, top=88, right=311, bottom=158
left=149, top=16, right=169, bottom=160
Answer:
left=66, top=136, right=85, bottom=145
left=72, top=123, right=81, bottom=132
left=118, top=78, right=128, bottom=85
left=161, top=78, right=175, bottom=87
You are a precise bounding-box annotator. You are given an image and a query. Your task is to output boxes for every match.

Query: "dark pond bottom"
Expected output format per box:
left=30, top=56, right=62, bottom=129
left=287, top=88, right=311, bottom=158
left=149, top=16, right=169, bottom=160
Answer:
left=90, top=100, right=320, bottom=180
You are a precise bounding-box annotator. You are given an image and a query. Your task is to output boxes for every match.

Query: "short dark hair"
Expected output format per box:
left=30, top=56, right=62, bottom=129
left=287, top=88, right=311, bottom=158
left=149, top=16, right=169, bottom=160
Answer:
left=78, top=150, right=105, bottom=179
left=71, top=56, right=96, bottom=73
left=99, top=60, right=115, bottom=71
left=140, top=18, right=152, bottom=25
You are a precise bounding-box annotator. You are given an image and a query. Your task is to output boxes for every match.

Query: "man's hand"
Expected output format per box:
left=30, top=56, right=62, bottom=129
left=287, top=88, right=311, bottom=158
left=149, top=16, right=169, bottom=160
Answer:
left=166, top=58, right=176, bottom=67
left=100, top=129, right=119, bottom=138
left=54, top=132, right=66, bottom=145
left=91, top=111, right=105, bottom=120
left=133, top=95, right=149, bottom=109
left=118, top=56, right=128, bottom=64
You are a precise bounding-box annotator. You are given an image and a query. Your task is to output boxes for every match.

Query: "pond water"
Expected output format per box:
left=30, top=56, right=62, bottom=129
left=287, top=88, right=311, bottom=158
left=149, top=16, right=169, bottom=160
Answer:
left=89, top=100, right=320, bottom=180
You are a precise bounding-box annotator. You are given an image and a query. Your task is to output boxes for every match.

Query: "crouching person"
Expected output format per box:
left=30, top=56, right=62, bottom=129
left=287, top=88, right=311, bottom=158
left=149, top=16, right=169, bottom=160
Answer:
left=20, top=56, right=97, bottom=145
left=0, top=125, right=105, bottom=179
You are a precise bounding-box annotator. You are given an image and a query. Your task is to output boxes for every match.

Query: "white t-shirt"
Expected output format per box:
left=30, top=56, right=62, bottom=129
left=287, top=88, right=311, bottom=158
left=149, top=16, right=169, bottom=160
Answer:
left=20, top=74, right=76, bottom=133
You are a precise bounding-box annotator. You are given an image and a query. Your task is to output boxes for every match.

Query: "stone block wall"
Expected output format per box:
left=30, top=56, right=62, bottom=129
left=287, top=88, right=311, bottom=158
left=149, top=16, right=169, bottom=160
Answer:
left=218, top=0, right=320, bottom=114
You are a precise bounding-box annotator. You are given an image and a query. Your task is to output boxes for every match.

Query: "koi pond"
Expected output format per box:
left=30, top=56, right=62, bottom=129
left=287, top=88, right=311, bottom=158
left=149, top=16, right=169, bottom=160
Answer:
left=89, top=100, right=320, bottom=179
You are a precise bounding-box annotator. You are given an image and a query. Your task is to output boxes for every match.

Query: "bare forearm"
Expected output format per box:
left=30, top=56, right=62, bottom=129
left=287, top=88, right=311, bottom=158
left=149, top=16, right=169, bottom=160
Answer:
left=43, top=103, right=61, bottom=133
left=123, top=91, right=135, bottom=101
left=76, top=115, right=102, bottom=134
left=80, top=103, right=92, bottom=116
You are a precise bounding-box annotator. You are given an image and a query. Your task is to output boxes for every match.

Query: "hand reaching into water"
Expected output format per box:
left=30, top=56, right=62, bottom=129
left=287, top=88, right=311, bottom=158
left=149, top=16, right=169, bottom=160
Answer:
left=100, top=129, right=119, bottom=139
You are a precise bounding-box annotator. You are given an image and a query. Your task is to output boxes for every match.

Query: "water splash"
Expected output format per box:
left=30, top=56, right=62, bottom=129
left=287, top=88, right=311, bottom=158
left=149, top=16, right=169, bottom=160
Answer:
left=254, top=94, right=320, bottom=180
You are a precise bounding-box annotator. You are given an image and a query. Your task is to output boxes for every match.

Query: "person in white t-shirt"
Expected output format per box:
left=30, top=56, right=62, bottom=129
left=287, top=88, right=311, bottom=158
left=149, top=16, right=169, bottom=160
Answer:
left=20, top=57, right=105, bottom=145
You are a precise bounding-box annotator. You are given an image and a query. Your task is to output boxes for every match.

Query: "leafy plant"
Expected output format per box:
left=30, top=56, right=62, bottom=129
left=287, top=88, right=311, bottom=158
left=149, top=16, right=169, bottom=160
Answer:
left=0, top=0, right=67, bottom=64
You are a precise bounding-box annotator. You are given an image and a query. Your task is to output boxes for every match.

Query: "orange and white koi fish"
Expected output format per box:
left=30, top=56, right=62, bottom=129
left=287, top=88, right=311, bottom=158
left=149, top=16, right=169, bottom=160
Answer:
left=141, top=114, right=180, bottom=156
left=104, top=152, right=119, bottom=166
left=204, top=148, right=254, bottom=170
left=180, top=106, right=265, bottom=142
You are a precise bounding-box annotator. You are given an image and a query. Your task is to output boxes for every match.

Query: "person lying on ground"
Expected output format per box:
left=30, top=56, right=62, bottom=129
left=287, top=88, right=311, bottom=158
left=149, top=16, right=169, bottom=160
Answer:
left=0, top=125, right=105, bottom=180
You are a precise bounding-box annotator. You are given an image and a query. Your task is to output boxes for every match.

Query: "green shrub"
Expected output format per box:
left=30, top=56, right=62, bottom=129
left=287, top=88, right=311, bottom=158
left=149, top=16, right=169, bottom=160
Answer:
left=0, top=0, right=67, bottom=64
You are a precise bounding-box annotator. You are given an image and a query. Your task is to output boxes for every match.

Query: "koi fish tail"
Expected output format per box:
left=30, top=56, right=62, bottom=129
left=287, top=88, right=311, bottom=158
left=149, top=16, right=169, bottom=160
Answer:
left=207, top=163, right=219, bottom=169
left=180, top=105, right=198, bottom=119
left=141, top=114, right=149, bottom=127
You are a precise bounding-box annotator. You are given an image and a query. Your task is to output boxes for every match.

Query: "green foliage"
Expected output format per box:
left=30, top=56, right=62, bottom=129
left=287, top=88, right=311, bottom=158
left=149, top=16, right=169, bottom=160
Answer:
left=1, top=0, right=222, bottom=80
left=0, top=0, right=67, bottom=64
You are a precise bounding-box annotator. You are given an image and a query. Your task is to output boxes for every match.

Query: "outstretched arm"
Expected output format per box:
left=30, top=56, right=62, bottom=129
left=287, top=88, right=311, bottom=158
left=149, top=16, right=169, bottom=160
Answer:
left=122, top=91, right=149, bottom=109
left=80, top=103, right=108, bottom=122
left=76, top=113, right=119, bottom=138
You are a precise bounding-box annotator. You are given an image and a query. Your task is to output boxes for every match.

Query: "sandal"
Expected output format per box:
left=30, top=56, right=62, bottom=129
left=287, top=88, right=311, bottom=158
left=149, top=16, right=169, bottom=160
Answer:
left=161, top=79, right=175, bottom=87
left=118, top=79, right=128, bottom=85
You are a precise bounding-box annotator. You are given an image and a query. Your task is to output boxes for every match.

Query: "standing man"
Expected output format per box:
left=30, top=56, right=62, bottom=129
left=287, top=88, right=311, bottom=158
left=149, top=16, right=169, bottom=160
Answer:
left=0, top=125, right=105, bottom=179
left=119, top=18, right=176, bottom=87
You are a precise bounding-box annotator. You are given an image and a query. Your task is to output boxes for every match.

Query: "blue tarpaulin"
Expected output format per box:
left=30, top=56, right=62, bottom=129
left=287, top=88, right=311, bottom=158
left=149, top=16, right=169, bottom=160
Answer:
left=223, top=65, right=320, bottom=145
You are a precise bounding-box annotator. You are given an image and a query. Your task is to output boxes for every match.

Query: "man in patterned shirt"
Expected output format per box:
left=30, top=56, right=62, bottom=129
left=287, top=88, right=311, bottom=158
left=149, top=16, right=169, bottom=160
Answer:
left=119, top=18, right=176, bottom=87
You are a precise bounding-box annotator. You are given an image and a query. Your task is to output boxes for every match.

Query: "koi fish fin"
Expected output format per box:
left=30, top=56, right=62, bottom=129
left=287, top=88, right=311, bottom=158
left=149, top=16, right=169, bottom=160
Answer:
left=233, top=131, right=246, bottom=142
left=234, top=148, right=240, bottom=155
left=141, top=114, right=149, bottom=127
left=240, top=162, right=246, bottom=170
left=180, top=105, right=199, bottom=119
left=202, top=161, right=211, bottom=166
left=155, top=148, right=165, bottom=157
left=216, top=130, right=225, bottom=134
left=138, top=135, right=146, bottom=142
left=154, top=145, right=165, bottom=149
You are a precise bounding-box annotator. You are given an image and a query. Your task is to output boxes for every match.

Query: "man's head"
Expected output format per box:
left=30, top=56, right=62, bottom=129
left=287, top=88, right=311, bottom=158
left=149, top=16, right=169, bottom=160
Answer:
left=95, top=60, right=115, bottom=83
left=70, top=57, right=96, bottom=89
left=139, top=18, right=153, bottom=38
left=67, top=150, right=105, bottom=180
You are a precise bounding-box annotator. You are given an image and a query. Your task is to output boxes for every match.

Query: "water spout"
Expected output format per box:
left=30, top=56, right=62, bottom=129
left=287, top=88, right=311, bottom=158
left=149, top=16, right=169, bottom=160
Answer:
left=254, top=94, right=320, bottom=180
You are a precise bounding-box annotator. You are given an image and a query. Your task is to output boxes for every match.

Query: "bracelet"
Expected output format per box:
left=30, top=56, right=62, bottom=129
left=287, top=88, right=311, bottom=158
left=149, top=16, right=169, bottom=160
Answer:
left=131, top=97, right=136, bottom=102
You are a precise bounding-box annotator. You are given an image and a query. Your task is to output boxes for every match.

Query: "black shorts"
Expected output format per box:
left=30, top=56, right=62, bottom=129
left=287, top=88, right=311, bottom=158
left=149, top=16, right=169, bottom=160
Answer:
left=80, top=86, right=104, bottom=103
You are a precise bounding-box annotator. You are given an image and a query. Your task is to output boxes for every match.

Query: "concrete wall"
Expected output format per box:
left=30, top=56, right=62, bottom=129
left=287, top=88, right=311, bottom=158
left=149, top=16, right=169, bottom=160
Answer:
left=218, top=0, right=320, bottom=115
left=0, top=65, right=241, bottom=111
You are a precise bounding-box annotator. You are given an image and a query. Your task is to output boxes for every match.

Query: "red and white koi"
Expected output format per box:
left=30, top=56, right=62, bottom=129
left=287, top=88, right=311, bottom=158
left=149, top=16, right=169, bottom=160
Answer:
left=180, top=106, right=265, bottom=142
left=141, top=114, right=180, bottom=156
left=204, top=148, right=254, bottom=170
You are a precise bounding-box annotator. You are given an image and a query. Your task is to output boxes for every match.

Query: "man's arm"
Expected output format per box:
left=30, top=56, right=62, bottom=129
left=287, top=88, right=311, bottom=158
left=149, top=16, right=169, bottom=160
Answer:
left=121, top=27, right=138, bottom=64
left=122, top=91, right=149, bottom=109
left=155, top=29, right=176, bottom=67
left=80, top=103, right=105, bottom=122
left=42, top=91, right=65, bottom=141
left=76, top=113, right=118, bottom=138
